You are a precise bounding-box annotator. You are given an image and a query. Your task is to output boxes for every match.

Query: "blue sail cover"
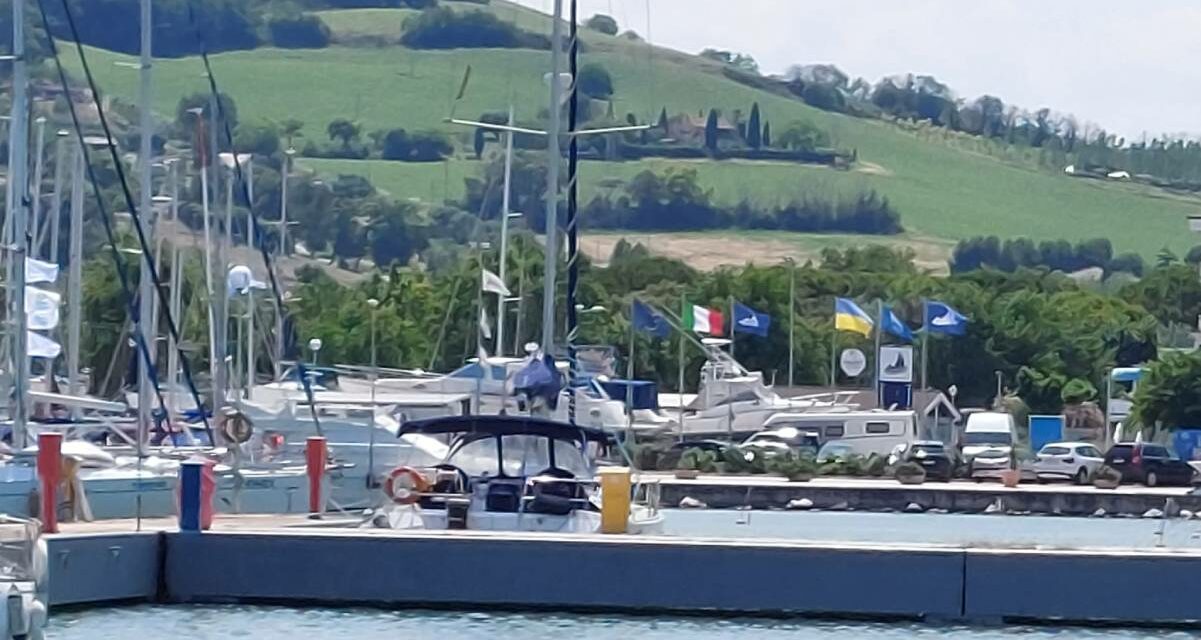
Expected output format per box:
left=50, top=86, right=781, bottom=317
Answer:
left=511, top=354, right=562, bottom=410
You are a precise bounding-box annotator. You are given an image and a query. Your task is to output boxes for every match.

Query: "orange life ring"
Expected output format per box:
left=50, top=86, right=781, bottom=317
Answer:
left=384, top=466, right=430, bottom=505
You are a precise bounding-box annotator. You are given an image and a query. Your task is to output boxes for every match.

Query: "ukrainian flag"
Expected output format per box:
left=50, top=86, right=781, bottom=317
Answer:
left=835, top=298, right=874, bottom=337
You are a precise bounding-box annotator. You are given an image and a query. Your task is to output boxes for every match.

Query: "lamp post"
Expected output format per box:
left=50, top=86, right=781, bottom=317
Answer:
left=367, top=297, right=379, bottom=487
left=308, top=337, right=323, bottom=366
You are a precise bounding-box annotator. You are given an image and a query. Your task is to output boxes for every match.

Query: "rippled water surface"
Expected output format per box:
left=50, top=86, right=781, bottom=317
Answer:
left=46, top=606, right=1201, bottom=640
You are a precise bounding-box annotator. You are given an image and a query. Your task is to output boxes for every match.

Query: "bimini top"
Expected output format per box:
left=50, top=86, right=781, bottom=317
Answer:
left=397, top=414, right=614, bottom=444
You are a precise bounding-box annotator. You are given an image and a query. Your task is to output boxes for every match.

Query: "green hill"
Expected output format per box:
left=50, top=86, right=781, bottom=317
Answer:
left=63, top=1, right=1201, bottom=260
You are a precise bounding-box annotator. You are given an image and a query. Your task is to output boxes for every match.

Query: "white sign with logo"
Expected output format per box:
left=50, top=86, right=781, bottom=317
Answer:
left=878, top=345, right=914, bottom=383
left=840, top=348, right=867, bottom=377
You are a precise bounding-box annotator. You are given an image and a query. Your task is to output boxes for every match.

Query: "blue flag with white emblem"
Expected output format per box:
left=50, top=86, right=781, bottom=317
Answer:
left=631, top=299, right=670, bottom=338
left=925, top=300, right=968, bottom=336
left=881, top=305, right=914, bottom=342
left=732, top=301, right=771, bottom=337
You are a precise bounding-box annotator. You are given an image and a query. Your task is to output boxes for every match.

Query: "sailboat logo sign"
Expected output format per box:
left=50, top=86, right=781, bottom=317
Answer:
left=878, top=345, right=914, bottom=383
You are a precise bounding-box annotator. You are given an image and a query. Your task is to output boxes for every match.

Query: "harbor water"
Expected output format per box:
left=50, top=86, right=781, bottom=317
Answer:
left=46, top=605, right=1201, bottom=639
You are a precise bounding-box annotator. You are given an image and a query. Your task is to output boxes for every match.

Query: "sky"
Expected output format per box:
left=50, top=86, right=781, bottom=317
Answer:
left=513, top=0, right=1201, bottom=139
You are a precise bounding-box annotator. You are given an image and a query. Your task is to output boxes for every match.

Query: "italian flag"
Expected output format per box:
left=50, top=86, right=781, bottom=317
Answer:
left=683, top=304, right=724, bottom=335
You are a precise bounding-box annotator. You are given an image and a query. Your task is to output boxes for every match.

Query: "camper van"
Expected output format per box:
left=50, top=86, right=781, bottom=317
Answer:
left=760, top=410, right=918, bottom=458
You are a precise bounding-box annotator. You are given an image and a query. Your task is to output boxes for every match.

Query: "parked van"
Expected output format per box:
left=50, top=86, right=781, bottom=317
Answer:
left=960, top=411, right=1015, bottom=461
left=760, top=410, right=917, bottom=458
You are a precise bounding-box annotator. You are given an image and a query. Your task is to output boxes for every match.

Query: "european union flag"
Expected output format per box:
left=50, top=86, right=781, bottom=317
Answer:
left=631, top=299, right=670, bottom=338
left=732, top=301, right=771, bottom=337
left=881, top=305, right=914, bottom=342
left=925, top=300, right=968, bottom=336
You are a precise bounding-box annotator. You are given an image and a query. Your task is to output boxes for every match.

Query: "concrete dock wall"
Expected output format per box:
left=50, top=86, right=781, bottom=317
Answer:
left=45, top=529, right=1201, bottom=626
left=46, top=533, right=159, bottom=606
left=164, top=532, right=963, bottom=618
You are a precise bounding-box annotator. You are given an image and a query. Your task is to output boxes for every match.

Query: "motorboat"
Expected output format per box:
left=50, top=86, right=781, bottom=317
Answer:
left=662, top=344, right=859, bottom=438
left=0, top=515, right=46, bottom=640
left=370, top=415, right=664, bottom=534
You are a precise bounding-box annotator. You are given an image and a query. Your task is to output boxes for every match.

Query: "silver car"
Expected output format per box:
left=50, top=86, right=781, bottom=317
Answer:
left=1033, top=442, right=1105, bottom=484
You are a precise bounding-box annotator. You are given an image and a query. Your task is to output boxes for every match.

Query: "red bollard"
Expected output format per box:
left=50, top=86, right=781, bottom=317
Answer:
left=306, top=436, right=327, bottom=516
left=37, top=433, right=63, bottom=534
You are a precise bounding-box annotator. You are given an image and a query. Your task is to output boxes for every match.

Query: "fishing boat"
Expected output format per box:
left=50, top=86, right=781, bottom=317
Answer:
left=371, top=415, right=664, bottom=534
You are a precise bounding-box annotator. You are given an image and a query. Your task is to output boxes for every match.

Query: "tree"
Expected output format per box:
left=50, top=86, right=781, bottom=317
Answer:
left=776, top=120, right=829, bottom=151
left=1186, top=245, right=1201, bottom=265
left=584, top=14, right=619, bottom=35
left=698, top=48, right=759, bottom=74
left=1120, top=264, right=1201, bottom=327
left=233, top=123, right=281, bottom=157
left=175, top=92, right=239, bottom=135
left=762, top=121, right=772, bottom=147
left=473, top=128, right=487, bottom=159
left=656, top=107, right=668, bottom=132
left=368, top=202, right=424, bottom=268
left=268, top=15, right=331, bottom=49
left=327, top=119, right=361, bottom=150
left=1132, top=351, right=1201, bottom=432
left=746, top=102, right=762, bottom=148
left=703, top=109, right=719, bottom=152
left=401, top=7, right=549, bottom=50
left=577, top=63, right=614, bottom=100
left=279, top=118, right=305, bottom=149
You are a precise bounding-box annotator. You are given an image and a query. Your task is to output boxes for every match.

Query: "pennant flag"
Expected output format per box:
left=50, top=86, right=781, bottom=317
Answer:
left=27, top=331, right=61, bottom=359
left=631, top=299, right=670, bottom=338
left=481, top=269, right=511, bottom=296
left=834, top=298, right=873, bottom=337
left=925, top=300, right=968, bottom=336
left=479, top=306, right=493, bottom=340
left=25, top=286, right=60, bottom=331
left=25, top=258, right=58, bottom=284
left=881, top=305, right=914, bottom=342
left=732, top=301, right=771, bottom=337
left=683, top=304, right=724, bottom=335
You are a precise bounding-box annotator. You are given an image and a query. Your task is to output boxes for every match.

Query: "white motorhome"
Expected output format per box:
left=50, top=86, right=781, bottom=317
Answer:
left=760, top=410, right=919, bottom=457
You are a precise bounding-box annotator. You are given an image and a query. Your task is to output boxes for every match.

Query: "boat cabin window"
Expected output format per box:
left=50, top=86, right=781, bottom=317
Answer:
left=865, top=422, right=892, bottom=435
left=446, top=434, right=591, bottom=478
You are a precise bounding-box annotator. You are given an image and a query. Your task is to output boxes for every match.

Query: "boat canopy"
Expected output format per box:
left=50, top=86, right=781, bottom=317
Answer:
left=397, top=415, right=614, bottom=444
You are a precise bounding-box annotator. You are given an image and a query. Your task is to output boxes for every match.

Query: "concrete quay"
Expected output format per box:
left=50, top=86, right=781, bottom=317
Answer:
left=653, top=474, right=1201, bottom=515
left=41, top=515, right=1201, bottom=626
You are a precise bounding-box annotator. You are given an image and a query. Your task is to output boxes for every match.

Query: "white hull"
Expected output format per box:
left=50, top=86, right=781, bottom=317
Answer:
left=380, top=504, right=665, bottom=535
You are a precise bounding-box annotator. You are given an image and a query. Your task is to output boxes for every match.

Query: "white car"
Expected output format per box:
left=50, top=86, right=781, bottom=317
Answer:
left=1033, top=442, right=1105, bottom=484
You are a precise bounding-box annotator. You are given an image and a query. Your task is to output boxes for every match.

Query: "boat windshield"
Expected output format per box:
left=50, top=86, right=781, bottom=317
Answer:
left=447, top=435, right=592, bottom=478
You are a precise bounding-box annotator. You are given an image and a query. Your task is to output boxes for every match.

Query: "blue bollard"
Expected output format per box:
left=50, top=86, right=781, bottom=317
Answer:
left=179, top=460, right=205, bottom=532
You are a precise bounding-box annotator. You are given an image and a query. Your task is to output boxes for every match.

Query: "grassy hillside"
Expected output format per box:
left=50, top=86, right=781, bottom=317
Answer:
left=62, top=2, right=1201, bottom=259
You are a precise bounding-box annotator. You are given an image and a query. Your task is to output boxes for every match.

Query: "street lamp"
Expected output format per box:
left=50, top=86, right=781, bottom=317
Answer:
left=366, top=297, right=380, bottom=487
left=308, top=338, right=323, bottom=366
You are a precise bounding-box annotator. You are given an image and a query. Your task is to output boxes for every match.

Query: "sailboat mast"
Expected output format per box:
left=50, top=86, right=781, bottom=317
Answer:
left=540, top=0, right=564, bottom=353
left=136, top=0, right=155, bottom=455
left=495, top=105, right=514, bottom=357
left=565, top=0, right=579, bottom=425
left=8, top=0, right=30, bottom=447
left=66, top=143, right=84, bottom=420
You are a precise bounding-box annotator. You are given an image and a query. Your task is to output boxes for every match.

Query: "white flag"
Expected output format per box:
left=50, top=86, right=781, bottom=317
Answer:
left=479, top=306, right=492, bottom=340
left=481, top=269, right=510, bottom=296
left=25, top=258, right=58, bottom=284
left=24, top=286, right=60, bottom=331
left=27, top=331, right=61, bottom=359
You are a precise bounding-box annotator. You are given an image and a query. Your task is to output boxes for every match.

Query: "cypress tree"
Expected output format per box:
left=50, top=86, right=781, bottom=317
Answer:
left=747, top=102, right=762, bottom=148
left=656, top=107, right=668, bottom=131
left=762, top=121, right=772, bottom=148
left=704, top=108, right=719, bottom=151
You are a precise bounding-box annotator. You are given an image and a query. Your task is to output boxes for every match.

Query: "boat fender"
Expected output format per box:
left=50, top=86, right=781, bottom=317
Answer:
left=384, top=467, right=430, bottom=505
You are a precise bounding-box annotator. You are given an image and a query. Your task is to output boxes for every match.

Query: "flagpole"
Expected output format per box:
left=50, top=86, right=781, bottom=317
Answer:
left=626, top=299, right=635, bottom=442
left=829, top=298, right=836, bottom=389
left=678, top=292, right=686, bottom=442
left=475, top=261, right=484, bottom=414
left=921, top=299, right=929, bottom=391
left=788, top=262, right=795, bottom=388
left=728, top=295, right=735, bottom=360
left=874, top=299, right=883, bottom=404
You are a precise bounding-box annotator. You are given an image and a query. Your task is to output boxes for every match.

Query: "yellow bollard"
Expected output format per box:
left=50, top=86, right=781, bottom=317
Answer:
left=598, top=467, right=631, bottom=534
